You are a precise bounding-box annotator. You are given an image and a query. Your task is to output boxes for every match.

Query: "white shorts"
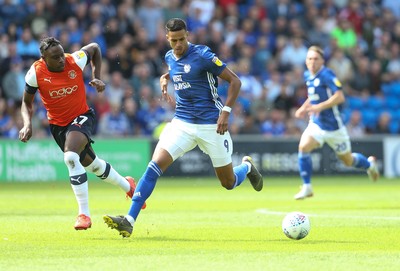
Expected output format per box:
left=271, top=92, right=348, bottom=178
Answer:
left=303, top=122, right=351, bottom=155
left=157, top=118, right=233, bottom=167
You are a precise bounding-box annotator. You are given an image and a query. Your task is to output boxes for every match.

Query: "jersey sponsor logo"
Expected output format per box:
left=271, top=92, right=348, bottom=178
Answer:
left=68, top=70, right=77, bottom=79
left=333, top=77, right=342, bottom=87
left=184, top=64, right=191, bottom=73
left=44, top=77, right=52, bottom=83
left=172, top=74, right=191, bottom=90
left=49, top=85, right=78, bottom=98
left=174, top=82, right=191, bottom=90
left=212, top=56, right=223, bottom=66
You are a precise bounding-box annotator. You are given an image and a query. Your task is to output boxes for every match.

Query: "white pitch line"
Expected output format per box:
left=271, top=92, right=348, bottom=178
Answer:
left=256, top=209, right=400, bottom=221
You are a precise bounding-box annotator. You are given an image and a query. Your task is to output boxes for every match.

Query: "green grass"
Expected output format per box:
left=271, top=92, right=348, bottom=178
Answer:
left=1, top=176, right=399, bottom=271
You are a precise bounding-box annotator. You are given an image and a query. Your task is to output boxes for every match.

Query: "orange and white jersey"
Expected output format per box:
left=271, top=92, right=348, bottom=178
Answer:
left=25, top=50, right=90, bottom=126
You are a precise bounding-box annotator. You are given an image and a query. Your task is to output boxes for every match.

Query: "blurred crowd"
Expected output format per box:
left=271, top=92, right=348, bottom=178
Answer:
left=0, top=0, right=399, bottom=139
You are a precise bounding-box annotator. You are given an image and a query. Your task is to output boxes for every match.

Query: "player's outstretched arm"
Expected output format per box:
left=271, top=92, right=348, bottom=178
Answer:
left=81, top=43, right=105, bottom=93
left=19, top=91, right=35, bottom=143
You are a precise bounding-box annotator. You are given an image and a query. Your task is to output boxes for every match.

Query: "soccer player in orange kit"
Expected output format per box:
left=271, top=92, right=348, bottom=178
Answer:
left=19, top=37, right=145, bottom=231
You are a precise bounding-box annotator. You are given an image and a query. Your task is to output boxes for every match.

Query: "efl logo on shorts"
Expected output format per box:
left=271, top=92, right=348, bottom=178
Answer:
left=68, top=70, right=77, bottom=79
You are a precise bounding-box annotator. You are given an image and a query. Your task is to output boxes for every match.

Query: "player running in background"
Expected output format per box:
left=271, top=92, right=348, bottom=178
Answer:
left=19, top=37, right=145, bottom=230
left=294, top=45, right=379, bottom=200
left=103, top=18, right=263, bottom=237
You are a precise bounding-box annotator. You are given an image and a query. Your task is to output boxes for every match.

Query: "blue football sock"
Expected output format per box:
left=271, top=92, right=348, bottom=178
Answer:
left=298, top=152, right=312, bottom=184
left=351, top=153, right=370, bottom=170
left=128, top=161, right=162, bottom=220
left=231, top=163, right=249, bottom=189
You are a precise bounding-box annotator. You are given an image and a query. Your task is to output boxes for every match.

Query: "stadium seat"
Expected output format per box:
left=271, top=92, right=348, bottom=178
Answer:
left=392, top=82, right=400, bottom=96
left=385, top=96, right=400, bottom=110
left=362, top=109, right=379, bottom=129
left=381, top=83, right=393, bottom=96
left=365, top=96, right=384, bottom=110
left=389, top=120, right=400, bottom=134
left=347, top=96, right=364, bottom=110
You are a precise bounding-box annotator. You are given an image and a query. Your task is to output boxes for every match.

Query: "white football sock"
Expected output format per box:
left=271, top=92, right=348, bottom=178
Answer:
left=85, top=156, right=130, bottom=192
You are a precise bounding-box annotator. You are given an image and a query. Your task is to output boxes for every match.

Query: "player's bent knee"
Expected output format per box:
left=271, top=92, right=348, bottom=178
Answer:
left=64, top=151, right=81, bottom=168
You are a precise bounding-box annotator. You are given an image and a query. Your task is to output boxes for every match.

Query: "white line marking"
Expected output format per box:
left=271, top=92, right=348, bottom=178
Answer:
left=256, top=209, right=400, bottom=221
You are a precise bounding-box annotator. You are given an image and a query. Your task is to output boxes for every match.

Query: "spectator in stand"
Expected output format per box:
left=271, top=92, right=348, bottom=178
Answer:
left=239, top=111, right=261, bottom=135
left=235, top=57, right=263, bottom=112
left=163, top=0, right=186, bottom=22
left=129, top=62, right=156, bottom=99
left=327, top=48, right=354, bottom=85
left=136, top=0, right=164, bottom=43
left=337, top=1, right=363, bottom=36
left=372, top=111, right=392, bottom=134
left=104, top=71, right=126, bottom=106
left=1, top=56, right=25, bottom=103
left=262, top=69, right=282, bottom=107
left=227, top=103, right=245, bottom=135
left=348, top=56, right=371, bottom=97
left=260, top=108, right=286, bottom=137
left=136, top=92, right=166, bottom=136
left=16, top=28, right=40, bottom=63
left=383, top=43, right=400, bottom=82
left=306, top=17, right=331, bottom=50
left=0, top=97, right=18, bottom=138
left=346, top=110, right=366, bottom=137
left=122, top=98, right=140, bottom=136
left=273, top=78, right=295, bottom=116
left=223, top=16, right=239, bottom=47
left=382, top=0, right=400, bottom=19
left=98, top=101, right=130, bottom=137
left=368, top=59, right=383, bottom=95
left=330, top=17, right=358, bottom=52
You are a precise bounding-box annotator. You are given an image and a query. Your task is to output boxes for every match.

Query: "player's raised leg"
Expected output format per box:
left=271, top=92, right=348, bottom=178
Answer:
left=85, top=155, right=147, bottom=208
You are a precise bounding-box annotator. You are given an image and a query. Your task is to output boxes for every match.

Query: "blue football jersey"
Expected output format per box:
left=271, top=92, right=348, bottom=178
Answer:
left=165, top=43, right=227, bottom=124
left=304, top=66, right=344, bottom=131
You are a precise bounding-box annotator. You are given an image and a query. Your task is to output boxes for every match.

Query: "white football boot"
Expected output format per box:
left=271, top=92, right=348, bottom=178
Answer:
left=367, top=156, right=379, bottom=182
left=294, top=184, right=314, bottom=200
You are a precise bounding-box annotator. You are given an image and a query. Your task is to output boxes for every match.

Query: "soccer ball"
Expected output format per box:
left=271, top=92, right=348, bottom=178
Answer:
left=282, top=211, right=310, bottom=240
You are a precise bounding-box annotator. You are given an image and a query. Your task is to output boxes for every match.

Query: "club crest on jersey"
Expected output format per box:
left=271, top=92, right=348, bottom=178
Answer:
left=212, top=56, right=223, bottom=66
left=184, top=64, right=191, bottom=73
left=313, top=78, right=320, bottom=87
left=68, top=70, right=77, bottom=79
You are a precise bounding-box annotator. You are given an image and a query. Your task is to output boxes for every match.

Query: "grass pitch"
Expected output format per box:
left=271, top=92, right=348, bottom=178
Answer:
left=0, top=176, right=399, bottom=271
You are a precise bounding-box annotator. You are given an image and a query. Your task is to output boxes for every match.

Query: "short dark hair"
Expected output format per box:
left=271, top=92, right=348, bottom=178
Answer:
left=165, top=18, right=187, bottom=32
left=39, top=37, right=61, bottom=55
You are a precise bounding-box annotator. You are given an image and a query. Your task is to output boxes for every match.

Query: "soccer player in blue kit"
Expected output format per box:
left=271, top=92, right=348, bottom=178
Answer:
left=294, top=45, right=379, bottom=200
left=103, top=18, right=263, bottom=237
